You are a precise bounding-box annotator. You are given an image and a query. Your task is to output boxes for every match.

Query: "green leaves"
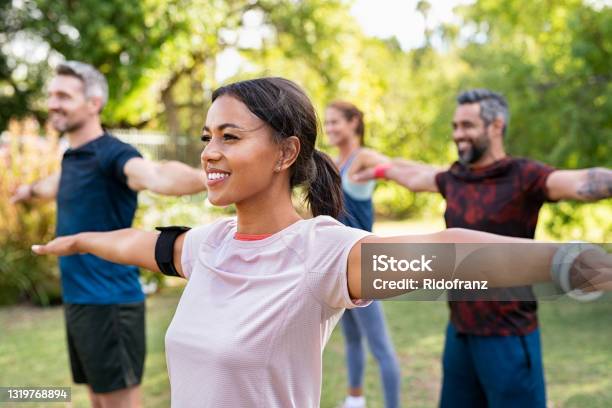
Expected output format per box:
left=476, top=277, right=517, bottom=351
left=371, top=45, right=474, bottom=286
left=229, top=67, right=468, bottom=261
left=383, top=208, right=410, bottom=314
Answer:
left=1, top=0, right=609, bottom=238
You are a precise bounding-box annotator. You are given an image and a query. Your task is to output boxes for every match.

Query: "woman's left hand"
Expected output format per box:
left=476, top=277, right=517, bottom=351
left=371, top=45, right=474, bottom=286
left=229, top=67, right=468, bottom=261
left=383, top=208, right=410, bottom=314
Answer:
left=571, top=248, right=612, bottom=291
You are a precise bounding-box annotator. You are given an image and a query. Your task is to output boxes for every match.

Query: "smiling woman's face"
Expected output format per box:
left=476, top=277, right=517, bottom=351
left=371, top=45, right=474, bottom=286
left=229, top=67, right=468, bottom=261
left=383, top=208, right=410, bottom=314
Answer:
left=200, top=95, right=283, bottom=207
left=324, top=107, right=358, bottom=147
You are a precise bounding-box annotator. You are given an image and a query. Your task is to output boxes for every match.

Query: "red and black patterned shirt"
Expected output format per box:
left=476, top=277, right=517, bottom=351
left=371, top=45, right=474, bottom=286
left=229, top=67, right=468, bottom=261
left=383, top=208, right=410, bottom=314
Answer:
left=435, top=157, right=556, bottom=336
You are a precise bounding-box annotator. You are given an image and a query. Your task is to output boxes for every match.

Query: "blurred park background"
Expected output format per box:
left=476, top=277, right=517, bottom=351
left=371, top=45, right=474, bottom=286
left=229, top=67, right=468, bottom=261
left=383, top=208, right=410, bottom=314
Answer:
left=0, top=0, right=611, bottom=406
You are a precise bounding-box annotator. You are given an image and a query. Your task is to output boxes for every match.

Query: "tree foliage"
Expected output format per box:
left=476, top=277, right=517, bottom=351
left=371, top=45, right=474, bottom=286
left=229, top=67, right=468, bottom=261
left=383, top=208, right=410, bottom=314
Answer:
left=447, top=0, right=611, bottom=240
left=0, top=122, right=60, bottom=305
left=1, top=0, right=610, bottom=243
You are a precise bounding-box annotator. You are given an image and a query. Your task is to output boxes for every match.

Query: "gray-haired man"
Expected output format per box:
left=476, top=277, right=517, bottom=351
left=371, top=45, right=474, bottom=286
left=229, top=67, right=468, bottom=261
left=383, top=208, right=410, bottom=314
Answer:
left=12, top=61, right=206, bottom=407
left=353, top=89, right=612, bottom=407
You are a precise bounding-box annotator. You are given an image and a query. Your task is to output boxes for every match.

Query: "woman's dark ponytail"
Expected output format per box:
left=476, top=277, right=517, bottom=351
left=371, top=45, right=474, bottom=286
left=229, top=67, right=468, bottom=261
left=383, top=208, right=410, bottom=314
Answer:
left=307, top=150, right=344, bottom=218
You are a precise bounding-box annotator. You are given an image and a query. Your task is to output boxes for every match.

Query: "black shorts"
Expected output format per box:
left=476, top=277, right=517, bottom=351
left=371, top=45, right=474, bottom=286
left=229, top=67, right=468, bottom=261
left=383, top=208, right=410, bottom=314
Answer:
left=64, top=302, right=146, bottom=393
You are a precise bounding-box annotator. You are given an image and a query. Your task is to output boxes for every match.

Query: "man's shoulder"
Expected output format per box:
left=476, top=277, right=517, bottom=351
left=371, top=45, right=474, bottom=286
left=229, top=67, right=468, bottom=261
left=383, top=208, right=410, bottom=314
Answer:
left=509, top=156, right=550, bottom=167
left=437, top=161, right=460, bottom=178
left=97, top=132, right=136, bottom=149
left=86, top=133, right=142, bottom=181
left=95, top=133, right=141, bottom=160
left=510, top=157, right=556, bottom=175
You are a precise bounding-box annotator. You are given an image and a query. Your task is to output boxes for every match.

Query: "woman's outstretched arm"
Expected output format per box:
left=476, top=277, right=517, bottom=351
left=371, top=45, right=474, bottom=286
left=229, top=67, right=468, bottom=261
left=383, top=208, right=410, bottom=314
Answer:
left=32, top=229, right=187, bottom=278
left=347, top=228, right=611, bottom=299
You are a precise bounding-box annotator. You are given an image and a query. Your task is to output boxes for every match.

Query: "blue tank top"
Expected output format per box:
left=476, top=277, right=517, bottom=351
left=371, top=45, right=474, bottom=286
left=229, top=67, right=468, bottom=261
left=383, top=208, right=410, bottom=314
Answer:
left=337, top=152, right=375, bottom=232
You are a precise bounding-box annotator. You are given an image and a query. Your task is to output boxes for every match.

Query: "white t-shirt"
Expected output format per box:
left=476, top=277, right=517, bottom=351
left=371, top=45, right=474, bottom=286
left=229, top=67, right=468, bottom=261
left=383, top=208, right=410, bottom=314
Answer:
left=165, top=215, right=371, bottom=407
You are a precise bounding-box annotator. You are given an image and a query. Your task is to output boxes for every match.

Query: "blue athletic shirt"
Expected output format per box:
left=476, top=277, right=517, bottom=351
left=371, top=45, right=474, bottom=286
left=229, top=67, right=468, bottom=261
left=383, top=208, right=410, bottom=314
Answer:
left=56, top=133, right=144, bottom=304
left=337, top=151, right=375, bottom=232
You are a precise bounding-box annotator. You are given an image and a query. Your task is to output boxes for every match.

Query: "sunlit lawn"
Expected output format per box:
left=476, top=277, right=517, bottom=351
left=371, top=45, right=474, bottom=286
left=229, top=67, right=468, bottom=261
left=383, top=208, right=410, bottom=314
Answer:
left=1, top=219, right=611, bottom=407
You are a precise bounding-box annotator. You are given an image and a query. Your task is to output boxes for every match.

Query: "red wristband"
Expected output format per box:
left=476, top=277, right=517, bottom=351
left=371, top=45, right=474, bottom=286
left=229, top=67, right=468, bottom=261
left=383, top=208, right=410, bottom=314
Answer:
left=373, top=163, right=392, bottom=179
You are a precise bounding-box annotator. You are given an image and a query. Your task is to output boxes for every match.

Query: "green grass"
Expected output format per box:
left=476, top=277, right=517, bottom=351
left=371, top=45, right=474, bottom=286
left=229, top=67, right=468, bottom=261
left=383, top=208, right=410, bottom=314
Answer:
left=0, top=288, right=179, bottom=408
left=1, top=221, right=611, bottom=407
left=1, top=287, right=611, bottom=408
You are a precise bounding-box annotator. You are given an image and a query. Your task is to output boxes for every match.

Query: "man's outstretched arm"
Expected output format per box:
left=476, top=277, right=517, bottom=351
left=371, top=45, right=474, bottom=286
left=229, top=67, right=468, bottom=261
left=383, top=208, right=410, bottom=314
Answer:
left=546, top=168, right=612, bottom=201
left=11, top=172, right=61, bottom=203
left=124, top=158, right=207, bottom=196
left=383, top=159, right=442, bottom=193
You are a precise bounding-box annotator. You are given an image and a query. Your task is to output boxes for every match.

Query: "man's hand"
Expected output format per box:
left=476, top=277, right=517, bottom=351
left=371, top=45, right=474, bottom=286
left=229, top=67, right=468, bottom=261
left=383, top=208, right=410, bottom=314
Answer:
left=10, top=173, right=60, bottom=203
left=32, top=235, right=80, bottom=257
left=10, top=184, right=33, bottom=204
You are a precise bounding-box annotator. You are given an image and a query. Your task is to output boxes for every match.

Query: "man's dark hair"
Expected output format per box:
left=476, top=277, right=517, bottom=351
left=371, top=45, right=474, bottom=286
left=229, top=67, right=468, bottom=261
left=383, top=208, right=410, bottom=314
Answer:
left=457, top=89, right=509, bottom=136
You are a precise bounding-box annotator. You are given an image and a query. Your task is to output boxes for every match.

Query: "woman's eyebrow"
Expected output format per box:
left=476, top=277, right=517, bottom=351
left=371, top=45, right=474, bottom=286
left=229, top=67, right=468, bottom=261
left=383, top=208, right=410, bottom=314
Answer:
left=202, top=123, right=245, bottom=132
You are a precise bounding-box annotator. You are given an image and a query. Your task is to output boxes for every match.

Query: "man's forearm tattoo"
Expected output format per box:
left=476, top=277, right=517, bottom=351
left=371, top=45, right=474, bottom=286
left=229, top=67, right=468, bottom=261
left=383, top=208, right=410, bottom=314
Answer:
left=577, top=168, right=612, bottom=200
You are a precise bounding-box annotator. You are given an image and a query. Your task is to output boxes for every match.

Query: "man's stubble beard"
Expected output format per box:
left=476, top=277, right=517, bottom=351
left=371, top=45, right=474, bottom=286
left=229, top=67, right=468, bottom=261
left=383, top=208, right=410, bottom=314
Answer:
left=457, top=131, right=490, bottom=167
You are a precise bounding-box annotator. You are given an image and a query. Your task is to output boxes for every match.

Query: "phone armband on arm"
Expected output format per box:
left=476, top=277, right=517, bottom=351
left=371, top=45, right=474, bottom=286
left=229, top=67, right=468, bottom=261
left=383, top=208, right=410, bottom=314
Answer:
left=154, top=226, right=191, bottom=277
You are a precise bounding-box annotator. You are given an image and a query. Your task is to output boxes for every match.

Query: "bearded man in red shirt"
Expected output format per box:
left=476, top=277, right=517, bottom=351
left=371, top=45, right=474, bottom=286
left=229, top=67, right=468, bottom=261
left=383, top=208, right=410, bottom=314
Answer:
left=353, top=89, right=612, bottom=407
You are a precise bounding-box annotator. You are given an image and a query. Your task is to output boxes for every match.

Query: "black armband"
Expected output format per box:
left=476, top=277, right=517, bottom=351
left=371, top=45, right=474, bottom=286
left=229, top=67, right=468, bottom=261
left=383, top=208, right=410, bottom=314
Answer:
left=154, top=226, right=191, bottom=277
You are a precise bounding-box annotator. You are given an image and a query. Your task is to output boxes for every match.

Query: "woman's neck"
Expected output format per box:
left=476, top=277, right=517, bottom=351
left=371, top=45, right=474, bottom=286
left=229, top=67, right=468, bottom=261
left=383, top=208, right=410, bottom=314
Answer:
left=337, top=137, right=361, bottom=165
left=235, top=183, right=302, bottom=235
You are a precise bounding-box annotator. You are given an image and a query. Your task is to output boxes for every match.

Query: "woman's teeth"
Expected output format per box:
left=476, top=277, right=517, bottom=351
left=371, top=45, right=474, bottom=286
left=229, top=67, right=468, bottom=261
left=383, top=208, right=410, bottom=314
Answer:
left=208, top=172, right=229, bottom=180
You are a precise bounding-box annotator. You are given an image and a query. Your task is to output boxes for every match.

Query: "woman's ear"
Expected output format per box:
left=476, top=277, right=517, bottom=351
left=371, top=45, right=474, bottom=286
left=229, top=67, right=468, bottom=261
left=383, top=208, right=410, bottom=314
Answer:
left=275, top=136, right=301, bottom=172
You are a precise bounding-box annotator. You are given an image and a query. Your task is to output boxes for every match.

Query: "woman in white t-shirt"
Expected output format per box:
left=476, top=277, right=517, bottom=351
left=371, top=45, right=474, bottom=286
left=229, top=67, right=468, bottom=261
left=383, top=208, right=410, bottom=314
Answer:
left=33, top=77, right=611, bottom=408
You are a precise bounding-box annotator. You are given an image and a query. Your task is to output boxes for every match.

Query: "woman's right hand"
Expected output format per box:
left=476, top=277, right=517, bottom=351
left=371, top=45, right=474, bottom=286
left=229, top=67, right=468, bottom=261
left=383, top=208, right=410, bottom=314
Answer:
left=32, top=229, right=168, bottom=275
left=32, top=235, right=80, bottom=257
